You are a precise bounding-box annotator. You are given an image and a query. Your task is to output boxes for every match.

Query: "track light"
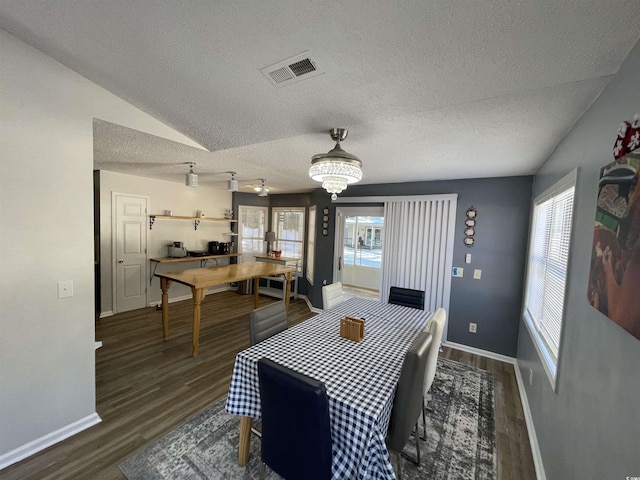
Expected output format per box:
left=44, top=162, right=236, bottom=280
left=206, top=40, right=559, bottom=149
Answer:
left=185, top=162, right=198, bottom=187
left=227, top=172, right=238, bottom=192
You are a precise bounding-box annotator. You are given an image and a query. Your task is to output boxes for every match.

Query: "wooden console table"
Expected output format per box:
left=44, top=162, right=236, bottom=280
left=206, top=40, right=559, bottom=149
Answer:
left=155, top=262, right=296, bottom=356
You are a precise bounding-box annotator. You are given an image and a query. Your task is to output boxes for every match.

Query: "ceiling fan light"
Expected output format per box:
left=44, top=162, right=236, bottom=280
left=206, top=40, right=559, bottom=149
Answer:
left=258, top=186, right=269, bottom=197
left=309, top=128, right=362, bottom=198
left=227, top=179, right=238, bottom=192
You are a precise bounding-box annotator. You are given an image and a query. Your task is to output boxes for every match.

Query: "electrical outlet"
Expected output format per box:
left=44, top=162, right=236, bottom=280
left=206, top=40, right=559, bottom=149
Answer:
left=473, top=269, right=482, bottom=280
left=469, top=322, right=477, bottom=333
left=57, top=280, right=74, bottom=299
left=465, top=253, right=471, bottom=264
left=452, top=267, right=464, bottom=277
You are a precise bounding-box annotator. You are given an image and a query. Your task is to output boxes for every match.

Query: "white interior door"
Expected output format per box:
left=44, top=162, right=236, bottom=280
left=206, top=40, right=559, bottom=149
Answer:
left=113, top=194, right=148, bottom=313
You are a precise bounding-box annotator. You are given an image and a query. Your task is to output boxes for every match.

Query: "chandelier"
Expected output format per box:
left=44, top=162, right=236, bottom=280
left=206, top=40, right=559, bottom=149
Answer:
left=309, top=128, right=362, bottom=200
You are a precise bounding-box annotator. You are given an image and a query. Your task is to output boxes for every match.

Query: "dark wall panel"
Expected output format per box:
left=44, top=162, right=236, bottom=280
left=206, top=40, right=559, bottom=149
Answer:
left=314, top=176, right=533, bottom=357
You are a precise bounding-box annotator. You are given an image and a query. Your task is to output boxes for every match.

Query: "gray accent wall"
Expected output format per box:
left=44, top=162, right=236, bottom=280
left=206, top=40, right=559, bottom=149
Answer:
left=312, top=176, right=533, bottom=357
left=517, top=41, right=640, bottom=479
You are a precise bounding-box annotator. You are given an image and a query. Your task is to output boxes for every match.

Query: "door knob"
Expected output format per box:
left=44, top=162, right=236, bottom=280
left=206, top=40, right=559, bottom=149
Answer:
left=118, top=259, right=124, bottom=263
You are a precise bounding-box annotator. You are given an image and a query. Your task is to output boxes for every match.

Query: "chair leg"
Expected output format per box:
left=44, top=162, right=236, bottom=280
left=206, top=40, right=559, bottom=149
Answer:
left=400, top=423, right=421, bottom=466
left=421, top=397, right=427, bottom=440
left=259, top=462, right=266, bottom=480
left=415, top=421, right=421, bottom=465
left=395, top=451, right=403, bottom=480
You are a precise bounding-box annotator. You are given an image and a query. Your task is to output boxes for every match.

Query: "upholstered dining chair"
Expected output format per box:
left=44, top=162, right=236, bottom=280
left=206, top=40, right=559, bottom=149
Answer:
left=322, top=281, right=345, bottom=310
left=421, top=308, right=446, bottom=439
left=257, top=358, right=333, bottom=480
left=386, top=332, right=433, bottom=480
left=388, top=286, right=426, bottom=310
left=249, top=301, right=288, bottom=346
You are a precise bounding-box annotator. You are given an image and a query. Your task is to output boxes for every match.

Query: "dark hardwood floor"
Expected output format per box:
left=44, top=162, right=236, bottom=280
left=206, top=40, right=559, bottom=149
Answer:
left=0, top=291, right=536, bottom=480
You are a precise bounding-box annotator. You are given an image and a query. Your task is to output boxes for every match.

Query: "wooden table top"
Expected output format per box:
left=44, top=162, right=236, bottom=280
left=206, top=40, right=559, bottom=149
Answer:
left=254, top=255, right=300, bottom=263
left=154, top=261, right=296, bottom=289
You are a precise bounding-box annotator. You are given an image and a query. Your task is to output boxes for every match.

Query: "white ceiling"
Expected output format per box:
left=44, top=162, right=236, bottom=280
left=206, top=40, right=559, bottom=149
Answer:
left=2, top=1, right=639, bottom=194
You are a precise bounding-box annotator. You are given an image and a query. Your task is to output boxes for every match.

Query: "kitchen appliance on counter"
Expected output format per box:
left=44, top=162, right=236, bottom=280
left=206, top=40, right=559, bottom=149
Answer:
left=168, top=241, right=187, bottom=258
left=188, top=250, right=208, bottom=257
left=218, top=242, right=231, bottom=254
left=208, top=241, right=230, bottom=255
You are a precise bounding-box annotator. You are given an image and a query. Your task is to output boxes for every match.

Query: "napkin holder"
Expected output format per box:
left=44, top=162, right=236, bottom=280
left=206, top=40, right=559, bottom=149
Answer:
left=340, top=316, right=365, bottom=342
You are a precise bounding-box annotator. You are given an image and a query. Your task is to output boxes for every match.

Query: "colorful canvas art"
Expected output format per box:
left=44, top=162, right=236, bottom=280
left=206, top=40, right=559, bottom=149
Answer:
left=588, top=147, right=640, bottom=340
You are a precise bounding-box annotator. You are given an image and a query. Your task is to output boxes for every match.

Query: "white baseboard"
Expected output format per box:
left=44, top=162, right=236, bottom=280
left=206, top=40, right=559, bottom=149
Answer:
left=443, top=341, right=517, bottom=364
left=98, top=311, right=113, bottom=318
left=444, top=341, right=546, bottom=480
left=513, top=363, right=547, bottom=480
left=0, top=412, right=102, bottom=471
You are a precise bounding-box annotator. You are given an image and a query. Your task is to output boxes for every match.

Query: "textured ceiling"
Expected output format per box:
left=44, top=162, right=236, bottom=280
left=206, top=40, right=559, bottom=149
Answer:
left=2, top=1, right=640, bottom=193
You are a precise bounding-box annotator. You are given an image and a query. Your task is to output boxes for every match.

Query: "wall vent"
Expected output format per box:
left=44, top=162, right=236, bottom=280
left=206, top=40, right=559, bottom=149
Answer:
left=261, top=51, right=324, bottom=87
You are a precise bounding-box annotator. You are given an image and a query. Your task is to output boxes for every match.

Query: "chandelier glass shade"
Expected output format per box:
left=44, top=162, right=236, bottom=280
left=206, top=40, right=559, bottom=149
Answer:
left=309, top=128, right=362, bottom=198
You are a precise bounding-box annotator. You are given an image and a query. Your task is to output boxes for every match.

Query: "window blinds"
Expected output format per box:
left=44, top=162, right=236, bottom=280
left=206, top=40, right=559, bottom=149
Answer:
left=525, top=185, right=575, bottom=362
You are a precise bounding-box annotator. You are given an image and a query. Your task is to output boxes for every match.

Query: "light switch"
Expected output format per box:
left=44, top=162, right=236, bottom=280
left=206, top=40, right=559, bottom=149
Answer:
left=473, top=269, right=482, bottom=280
left=58, top=280, right=74, bottom=298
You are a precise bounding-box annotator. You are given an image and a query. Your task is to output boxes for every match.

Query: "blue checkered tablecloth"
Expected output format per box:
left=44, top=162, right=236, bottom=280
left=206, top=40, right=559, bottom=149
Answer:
left=226, top=297, right=432, bottom=479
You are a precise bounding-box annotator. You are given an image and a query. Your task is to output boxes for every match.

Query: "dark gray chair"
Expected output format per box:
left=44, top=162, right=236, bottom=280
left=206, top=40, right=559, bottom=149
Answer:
left=386, top=332, right=433, bottom=480
left=388, top=286, right=426, bottom=310
left=250, top=301, right=288, bottom=346
left=258, top=358, right=332, bottom=480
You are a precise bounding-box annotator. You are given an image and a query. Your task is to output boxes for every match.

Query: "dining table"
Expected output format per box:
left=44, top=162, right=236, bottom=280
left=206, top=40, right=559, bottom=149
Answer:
left=225, top=297, right=433, bottom=479
left=155, top=262, right=296, bottom=356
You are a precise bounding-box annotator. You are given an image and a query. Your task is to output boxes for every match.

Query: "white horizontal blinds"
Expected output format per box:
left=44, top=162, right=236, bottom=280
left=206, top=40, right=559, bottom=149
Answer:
left=381, top=197, right=456, bottom=315
left=273, top=207, right=305, bottom=264
left=239, top=205, right=267, bottom=263
left=525, top=185, right=575, bottom=361
left=307, top=206, right=316, bottom=284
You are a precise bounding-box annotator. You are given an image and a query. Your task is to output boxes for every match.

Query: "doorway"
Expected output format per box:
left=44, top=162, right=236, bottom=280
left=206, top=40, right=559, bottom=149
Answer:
left=334, top=206, right=384, bottom=295
left=112, top=193, right=149, bottom=313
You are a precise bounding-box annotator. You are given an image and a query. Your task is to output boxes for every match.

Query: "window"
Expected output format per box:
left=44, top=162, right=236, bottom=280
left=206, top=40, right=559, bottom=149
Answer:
left=272, top=207, right=305, bottom=269
left=523, top=170, right=576, bottom=388
left=238, top=206, right=268, bottom=263
left=307, top=206, right=316, bottom=284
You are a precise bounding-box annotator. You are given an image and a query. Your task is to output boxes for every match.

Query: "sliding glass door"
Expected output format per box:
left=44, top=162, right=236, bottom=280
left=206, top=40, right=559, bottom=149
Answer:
left=335, top=207, right=384, bottom=293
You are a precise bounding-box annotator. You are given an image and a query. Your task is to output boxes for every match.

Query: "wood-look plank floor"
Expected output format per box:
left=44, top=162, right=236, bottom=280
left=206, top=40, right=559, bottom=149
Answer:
left=0, top=292, right=536, bottom=480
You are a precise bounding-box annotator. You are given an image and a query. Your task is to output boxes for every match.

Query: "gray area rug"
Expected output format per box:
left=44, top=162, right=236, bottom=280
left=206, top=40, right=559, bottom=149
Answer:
left=120, top=358, right=496, bottom=479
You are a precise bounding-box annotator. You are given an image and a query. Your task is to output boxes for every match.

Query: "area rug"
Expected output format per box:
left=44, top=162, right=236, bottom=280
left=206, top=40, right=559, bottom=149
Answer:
left=119, top=358, right=496, bottom=479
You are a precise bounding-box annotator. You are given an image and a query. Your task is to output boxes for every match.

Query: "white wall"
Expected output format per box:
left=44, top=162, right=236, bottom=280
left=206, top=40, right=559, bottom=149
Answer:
left=99, top=171, right=233, bottom=313
left=0, top=29, right=207, bottom=466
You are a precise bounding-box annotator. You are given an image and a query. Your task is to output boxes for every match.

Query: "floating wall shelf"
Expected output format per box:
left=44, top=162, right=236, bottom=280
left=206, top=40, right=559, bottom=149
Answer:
left=149, top=215, right=238, bottom=231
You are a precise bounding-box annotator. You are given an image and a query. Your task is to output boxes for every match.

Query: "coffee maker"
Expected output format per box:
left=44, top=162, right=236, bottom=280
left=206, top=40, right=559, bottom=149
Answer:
left=208, top=241, right=219, bottom=255
left=218, top=242, right=230, bottom=254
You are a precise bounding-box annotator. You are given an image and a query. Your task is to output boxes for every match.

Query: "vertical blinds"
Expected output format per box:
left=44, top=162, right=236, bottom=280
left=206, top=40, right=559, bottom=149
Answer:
left=525, top=185, right=575, bottom=362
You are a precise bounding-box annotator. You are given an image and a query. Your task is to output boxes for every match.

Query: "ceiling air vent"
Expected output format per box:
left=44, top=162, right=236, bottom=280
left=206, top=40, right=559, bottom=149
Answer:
left=261, top=51, right=324, bottom=87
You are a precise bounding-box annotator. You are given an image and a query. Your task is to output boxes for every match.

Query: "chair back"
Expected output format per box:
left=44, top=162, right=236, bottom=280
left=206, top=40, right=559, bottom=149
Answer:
left=258, top=358, right=332, bottom=480
left=322, top=281, right=345, bottom=310
left=386, top=332, right=433, bottom=453
left=388, top=286, right=426, bottom=310
left=249, top=302, right=288, bottom=346
left=424, top=308, right=446, bottom=394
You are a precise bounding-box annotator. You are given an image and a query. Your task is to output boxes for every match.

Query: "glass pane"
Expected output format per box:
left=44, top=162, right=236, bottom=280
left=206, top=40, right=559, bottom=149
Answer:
left=345, top=216, right=384, bottom=269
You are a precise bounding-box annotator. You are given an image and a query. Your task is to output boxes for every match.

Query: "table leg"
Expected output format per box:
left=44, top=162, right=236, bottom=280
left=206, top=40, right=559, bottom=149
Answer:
left=191, top=287, right=205, bottom=357
left=253, top=277, right=259, bottom=308
left=160, top=278, right=172, bottom=340
left=284, top=272, right=292, bottom=311
left=239, top=416, right=252, bottom=466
